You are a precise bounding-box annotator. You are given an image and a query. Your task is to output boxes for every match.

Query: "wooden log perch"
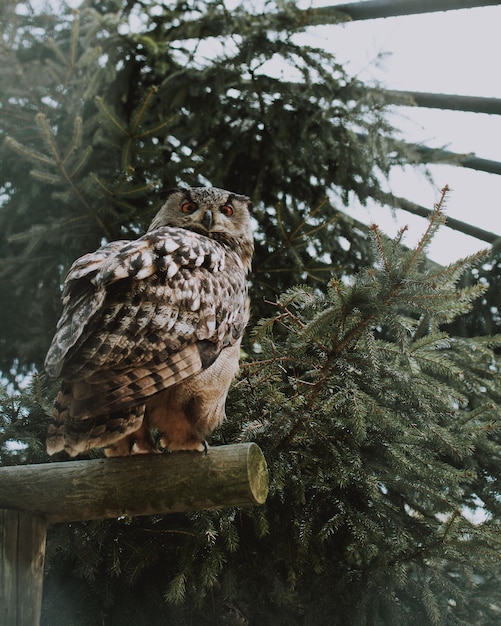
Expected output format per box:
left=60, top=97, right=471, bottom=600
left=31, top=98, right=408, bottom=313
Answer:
left=0, top=443, right=269, bottom=524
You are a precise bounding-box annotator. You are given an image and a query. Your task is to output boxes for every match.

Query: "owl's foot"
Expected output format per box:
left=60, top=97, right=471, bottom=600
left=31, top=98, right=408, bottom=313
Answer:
left=159, top=436, right=207, bottom=453
left=104, top=421, right=157, bottom=457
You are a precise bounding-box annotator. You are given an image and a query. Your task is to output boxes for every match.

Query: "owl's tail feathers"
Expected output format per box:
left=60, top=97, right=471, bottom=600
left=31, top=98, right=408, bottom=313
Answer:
left=46, top=385, right=145, bottom=457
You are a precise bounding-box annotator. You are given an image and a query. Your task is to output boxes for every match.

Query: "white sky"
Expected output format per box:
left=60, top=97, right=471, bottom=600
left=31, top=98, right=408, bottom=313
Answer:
left=295, top=1, right=501, bottom=264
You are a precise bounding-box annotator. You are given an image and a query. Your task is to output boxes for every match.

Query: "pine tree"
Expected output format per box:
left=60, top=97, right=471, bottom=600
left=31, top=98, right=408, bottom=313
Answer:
left=1, top=2, right=500, bottom=625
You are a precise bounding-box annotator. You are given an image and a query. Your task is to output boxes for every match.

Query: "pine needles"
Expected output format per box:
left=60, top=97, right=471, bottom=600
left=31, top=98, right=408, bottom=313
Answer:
left=222, top=194, right=501, bottom=624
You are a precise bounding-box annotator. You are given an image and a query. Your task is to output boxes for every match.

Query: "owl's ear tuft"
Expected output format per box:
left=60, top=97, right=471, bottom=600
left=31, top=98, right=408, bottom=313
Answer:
left=234, top=194, right=252, bottom=211
left=165, top=187, right=181, bottom=197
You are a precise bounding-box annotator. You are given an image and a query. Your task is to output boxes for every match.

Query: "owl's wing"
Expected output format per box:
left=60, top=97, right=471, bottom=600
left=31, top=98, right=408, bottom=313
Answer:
left=44, top=240, right=129, bottom=378
left=44, top=226, right=248, bottom=415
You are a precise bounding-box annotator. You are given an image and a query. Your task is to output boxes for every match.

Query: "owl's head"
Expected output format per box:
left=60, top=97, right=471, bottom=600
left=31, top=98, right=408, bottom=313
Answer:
left=149, top=187, right=254, bottom=272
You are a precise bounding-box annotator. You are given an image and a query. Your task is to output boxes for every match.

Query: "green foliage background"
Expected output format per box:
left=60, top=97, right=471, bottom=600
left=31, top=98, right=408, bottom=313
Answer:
left=0, top=1, right=500, bottom=624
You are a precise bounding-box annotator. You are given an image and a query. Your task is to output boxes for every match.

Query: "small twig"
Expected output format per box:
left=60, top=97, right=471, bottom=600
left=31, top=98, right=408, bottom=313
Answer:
left=403, top=185, right=449, bottom=274
left=137, top=528, right=198, bottom=538
left=441, top=509, right=462, bottom=543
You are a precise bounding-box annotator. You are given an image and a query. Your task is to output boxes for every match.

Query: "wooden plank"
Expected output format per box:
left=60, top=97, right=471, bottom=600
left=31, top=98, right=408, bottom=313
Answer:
left=0, top=443, right=269, bottom=523
left=0, top=510, right=47, bottom=626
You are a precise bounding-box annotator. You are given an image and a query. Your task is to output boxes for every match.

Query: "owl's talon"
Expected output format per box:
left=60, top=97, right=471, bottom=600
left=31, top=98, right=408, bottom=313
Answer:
left=202, top=440, right=208, bottom=455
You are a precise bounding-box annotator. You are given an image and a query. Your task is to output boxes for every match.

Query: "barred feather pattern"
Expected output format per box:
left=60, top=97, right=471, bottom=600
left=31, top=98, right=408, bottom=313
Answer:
left=45, top=187, right=253, bottom=457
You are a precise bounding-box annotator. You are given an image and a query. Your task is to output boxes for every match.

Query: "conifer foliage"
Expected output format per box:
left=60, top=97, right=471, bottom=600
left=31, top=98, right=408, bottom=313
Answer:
left=0, top=1, right=500, bottom=625
left=229, top=192, right=501, bottom=624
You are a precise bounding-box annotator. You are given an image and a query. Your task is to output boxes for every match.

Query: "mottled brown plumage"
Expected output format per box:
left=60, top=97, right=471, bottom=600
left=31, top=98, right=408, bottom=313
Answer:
left=45, top=187, right=253, bottom=457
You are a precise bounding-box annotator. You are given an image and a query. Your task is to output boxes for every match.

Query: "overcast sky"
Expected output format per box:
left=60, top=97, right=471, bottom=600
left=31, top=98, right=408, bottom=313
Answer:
left=295, top=1, right=501, bottom=264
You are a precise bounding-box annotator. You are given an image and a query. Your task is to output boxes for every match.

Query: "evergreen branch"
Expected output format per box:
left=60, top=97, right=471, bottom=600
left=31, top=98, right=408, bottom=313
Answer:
left=441, top=509, right=462, bottom=543
left=130, top=85, right=158, bottom=136
left=89, top=174, right=158, bottom=214
left=288, top=196, right=330, bottom=241
left=315, top=199, right=472, bottom=370
left=99, top=86, right=167, bottom=171
left=427, top=423, right=473, bottom=460
left=62, top=116, right=83, bottom=165
left=95, top=96, right=128, bottom=135
left=394, top=225, right=409, bottom=246
left=408, top=331, right=451, bottom=353
left=263, top=299, right=307, bottom=331
left=44, top=58, right=68, bottom=87
left=402, top=186, right=449, bottom=275
left=69, top=9, right=79, bottom=73
left=302, top=266, right=338, bottom=282
left=240, top=356, right=301, bottom=371
left=135, top=114, right=178, bottom=139
left=263, top=298, right=331, bottom=354
left=5, top=136, right=57, bottom=167
left=329, top=291, right=378, bottom=357
left=430, top=253, right=488, bottom=283
left=29, top=169, right=63, bottom=185
left=253, top=265, right=303, bottom=275
left=35, top=112, right=63, bottom=166
left=113, top=183, right=159, bottom=198
left=412, top=313, right=430, bottom=342
left=370, top=223, right=393, bottom=278
left=89, top=173, right=113, bottom=196
left=35, top=113, right=110, bottom=237
left=45, top=11, right=80, bottom=97
left=47, top=37, right=71, bottom=68
left=136, top=528, right=198, bottom=538
left=275, top=201, right=289, bottom=246
left=121, top=140, right=133, bottom=173
left=258, top=201, right=341, bottom=281
left=456, top=402, right=498, bottom=426
left=302, top=216, right=340, bottom=240
left=0, top=31, right=36, bottom=99
left=69, top=145, right=92, bottom=178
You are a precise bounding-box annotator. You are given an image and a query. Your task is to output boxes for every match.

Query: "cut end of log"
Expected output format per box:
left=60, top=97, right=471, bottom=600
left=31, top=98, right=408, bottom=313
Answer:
left=246, top=442, right=269, bottom=505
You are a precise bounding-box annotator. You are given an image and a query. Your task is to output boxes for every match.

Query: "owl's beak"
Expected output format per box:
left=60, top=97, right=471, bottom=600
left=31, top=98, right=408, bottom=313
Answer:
left=202, top=210, right=213, bottom=230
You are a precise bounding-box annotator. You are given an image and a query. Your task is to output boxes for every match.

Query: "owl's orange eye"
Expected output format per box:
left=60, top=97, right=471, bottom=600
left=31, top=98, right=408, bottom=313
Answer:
left=181, top=201, right=197, bottom=214
left=220, top=204, right=234, bottom=217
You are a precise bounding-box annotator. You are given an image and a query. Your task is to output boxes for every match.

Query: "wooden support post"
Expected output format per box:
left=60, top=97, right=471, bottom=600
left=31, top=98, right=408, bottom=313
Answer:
left=0, top=510, right=47, bottom=626
left=0, top=443, right=268, bottom=625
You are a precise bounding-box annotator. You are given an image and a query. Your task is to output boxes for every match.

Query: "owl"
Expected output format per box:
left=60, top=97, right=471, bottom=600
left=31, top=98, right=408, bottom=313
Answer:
left=44, top=187, right=254, bottom=457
